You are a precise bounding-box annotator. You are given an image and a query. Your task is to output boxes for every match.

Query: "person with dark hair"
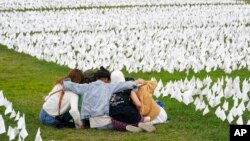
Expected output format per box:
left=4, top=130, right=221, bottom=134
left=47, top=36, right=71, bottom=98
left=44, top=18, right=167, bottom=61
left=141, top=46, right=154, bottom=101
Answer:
left=81, top=68, right=98, bottom=84
left=94, top=66, right=111, bottom=83
left=39, top=69, right=83, bottom=128
left=63, top=67, right=146, bottom=129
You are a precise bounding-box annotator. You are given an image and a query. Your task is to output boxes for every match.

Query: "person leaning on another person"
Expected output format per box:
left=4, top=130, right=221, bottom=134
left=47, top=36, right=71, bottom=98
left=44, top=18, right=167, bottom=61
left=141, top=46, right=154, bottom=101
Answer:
left=62, top=67, right=147, bottom=130
left=39, top=69, right=84, bottom=129
left=137, top=80, right=168, bottom=125
left=109, top=70, right=156, bottom=133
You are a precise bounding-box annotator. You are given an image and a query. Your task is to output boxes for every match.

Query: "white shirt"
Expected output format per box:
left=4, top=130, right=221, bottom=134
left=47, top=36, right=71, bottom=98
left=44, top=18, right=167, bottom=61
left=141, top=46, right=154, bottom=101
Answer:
left=43, top=84, right=82, bottom=127
left=89, top=115, right=112, bottom=128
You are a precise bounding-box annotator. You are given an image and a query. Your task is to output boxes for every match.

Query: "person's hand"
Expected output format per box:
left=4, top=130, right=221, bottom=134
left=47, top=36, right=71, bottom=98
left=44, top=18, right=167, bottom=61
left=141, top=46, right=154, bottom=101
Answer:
left=75, top=124, right=84, bottom=129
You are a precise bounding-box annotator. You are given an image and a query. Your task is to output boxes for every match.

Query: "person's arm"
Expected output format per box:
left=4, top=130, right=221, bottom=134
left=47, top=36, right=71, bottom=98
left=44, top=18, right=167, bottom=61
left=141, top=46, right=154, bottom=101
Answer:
left=68, top=92, right=83, bottom=129
left=109, top=79, right=146, bottom=94
left=63, top=80, right=88, bottom=96
left=130, top=91, right=141, bottom=112
left=109, top=81, right=136, bottom=94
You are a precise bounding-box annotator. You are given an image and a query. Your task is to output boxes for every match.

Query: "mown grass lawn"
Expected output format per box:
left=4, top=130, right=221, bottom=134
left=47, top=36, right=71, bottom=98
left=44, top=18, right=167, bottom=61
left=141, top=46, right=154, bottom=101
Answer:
left=0, top=44, right=250, bottom=141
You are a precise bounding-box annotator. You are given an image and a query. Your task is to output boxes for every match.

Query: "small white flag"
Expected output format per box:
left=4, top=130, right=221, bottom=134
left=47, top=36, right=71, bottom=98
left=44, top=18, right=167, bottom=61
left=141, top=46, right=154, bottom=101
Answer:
left=5, top=102, right=12, bottom=115
left=0, top=96, right=4, bottom=107
left=236, top=116, right=243, bottom=125
left=222, top=101, right=228, bottom=111
left=18, top=114, right=26, bottom=130
left=20, top=126, right=28, bottom=139
left=7, top=126, right=19, bottom=141
left=4, top=97, right=10, bottom=107
left=0, top=91, right=4, bottom=107
left=219, top=110, right=226, bottom=121
left=215, top=107, right=222, bottom=119
left=34, top=128, right=43, bottom=141
left=0, top=90, right=3, bottom=99
left=230, top=107, right=238, bottom=117
left=247, top=119, right=250, bottom=125
left=203, top=106, right=209, bottom=116
left=10, top=109, right=16, bottom=119
left=0, top=115, right=6, bottom=134
left=227, top=112, right=233, bottom=124
left=239, top=101, right=246, bottom=112
left=175, top=92, right=183, bottom=102
left=236, top=106, right=243, bottom=116
left=15, top=111, right=20, bottom=121
left=247, top=101, right=250, bottom=112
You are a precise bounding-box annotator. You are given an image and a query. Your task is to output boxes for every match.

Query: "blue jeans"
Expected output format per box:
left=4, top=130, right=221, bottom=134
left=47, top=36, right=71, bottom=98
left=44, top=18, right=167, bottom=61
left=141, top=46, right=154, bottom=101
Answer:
left=39, top=109, right=73, bottom=127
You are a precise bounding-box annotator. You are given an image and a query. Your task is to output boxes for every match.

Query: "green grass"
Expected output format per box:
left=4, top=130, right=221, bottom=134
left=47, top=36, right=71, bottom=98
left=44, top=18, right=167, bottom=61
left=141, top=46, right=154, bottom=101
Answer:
left=0, top=44, right=250, bottom=141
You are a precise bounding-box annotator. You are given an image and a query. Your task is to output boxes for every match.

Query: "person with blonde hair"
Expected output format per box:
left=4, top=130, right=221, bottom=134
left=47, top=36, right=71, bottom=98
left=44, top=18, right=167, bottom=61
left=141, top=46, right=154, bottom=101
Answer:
left=137, top=80, right=168, bottom=125
left=109, top=70, right=155, bottom=132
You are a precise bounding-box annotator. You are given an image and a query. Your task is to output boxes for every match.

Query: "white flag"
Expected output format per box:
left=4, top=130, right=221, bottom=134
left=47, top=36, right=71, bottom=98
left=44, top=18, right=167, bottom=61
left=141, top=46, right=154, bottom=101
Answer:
left=236, top=116, right=243, bottom=125
left=0, top=91, right=4, bottom=107
left=0, top=96, right=5, bottom=107
left=0, top=90, right=3, bottom=99
left=34, top=128, right=43, bottom=141
left=15, top=111, right=20, bottom=121
left=202, top=106, right=209, bottom=116
left=0, top=115, right=6, bottom=134
left=5, top=102, right=12, bottom=115
left=247, top=101, right=250, bottom=112
left=219, top=110, right=226, bottom=121
left=20, top=126, right=28, bottom=140
left=10, top=109, right=16, bottom=119
left=247, top=119, right=250, bottom=125
left=227, top=112, right=233, bottom=124
left=18, top=114, right=26, bottom=130
left=7, top=126, right=19, bottom=141
left=215, top=107, right=222, bottom=119
left=222, top=101, right=228, bottom=111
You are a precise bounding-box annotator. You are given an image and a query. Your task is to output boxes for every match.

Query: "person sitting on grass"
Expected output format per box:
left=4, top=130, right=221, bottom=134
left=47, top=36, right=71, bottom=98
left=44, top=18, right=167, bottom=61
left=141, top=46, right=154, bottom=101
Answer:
left=39, top=69, right=83, bottom=129
left=62, top=67, right=146, bottom=130
left=109, top=70, right=155, bottom=132
left=137, top=80, right=168, bottom=125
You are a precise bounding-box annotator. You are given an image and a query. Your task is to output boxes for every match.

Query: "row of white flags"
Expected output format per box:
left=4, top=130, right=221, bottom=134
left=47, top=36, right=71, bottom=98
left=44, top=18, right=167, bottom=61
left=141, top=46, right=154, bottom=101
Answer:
left=0, top=0, right=244, bottom=10
left=152, top=76, right=250, bottom=124
left=1, top=5, right=249, bottom=33
left=0, top=90, right=42, bottom=141
left=0, top=5, right=249, bottom=73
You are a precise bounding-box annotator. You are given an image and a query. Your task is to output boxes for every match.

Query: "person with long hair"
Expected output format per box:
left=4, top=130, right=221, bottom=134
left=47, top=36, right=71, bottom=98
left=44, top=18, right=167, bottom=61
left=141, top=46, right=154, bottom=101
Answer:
left=39, top=69, right=84, bottom=128
left=63, top=67, right=146, bottom=129
left=109, top=70, right=156, bottom=132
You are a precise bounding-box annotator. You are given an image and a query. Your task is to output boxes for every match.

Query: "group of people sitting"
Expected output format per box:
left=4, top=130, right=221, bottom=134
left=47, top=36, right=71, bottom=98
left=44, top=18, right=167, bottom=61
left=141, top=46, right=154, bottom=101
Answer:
left=39, top=67, right=168, bottom=132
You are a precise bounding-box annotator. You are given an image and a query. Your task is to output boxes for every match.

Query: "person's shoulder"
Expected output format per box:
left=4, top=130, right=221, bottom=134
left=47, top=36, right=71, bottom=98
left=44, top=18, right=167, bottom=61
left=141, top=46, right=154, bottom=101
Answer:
left=51, top=83, right=63, bottom=92
left=64, top=91, right=78, bottom=96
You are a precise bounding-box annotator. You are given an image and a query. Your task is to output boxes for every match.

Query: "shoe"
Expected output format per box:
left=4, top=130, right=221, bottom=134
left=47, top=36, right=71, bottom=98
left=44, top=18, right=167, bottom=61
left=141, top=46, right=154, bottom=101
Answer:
left=126, top=125, right=143, bottom=133
left=138, top=123, right=156, bottom=132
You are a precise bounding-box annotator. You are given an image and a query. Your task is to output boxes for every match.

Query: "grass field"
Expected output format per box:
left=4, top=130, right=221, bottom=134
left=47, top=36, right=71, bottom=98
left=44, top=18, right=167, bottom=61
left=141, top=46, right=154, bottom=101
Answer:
left=1, top=44, right=250, bottom=141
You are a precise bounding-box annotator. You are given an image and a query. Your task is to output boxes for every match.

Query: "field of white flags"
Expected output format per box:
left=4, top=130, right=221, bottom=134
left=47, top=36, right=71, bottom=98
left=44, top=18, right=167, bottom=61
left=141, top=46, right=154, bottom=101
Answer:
left=153, top=76, right=250, bottom=125
left=0, top=0, right=245, bottom=10
left=0, top=0, right=250, bottom=140
left=0, top=91, right=42, bottom=141
left=0, top=1, right=249, bottom=73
